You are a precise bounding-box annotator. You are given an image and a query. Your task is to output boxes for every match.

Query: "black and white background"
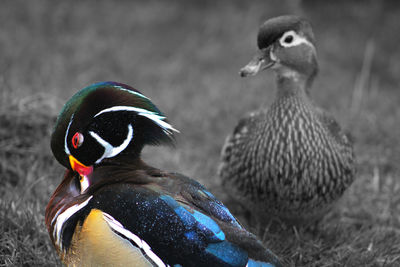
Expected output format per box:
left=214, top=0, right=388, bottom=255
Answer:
left=0, top=0, right=399, bottom=266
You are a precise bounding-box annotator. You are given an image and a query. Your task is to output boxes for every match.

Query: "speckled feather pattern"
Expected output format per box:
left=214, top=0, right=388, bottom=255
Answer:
left=219, top=93, right=355, bottom=221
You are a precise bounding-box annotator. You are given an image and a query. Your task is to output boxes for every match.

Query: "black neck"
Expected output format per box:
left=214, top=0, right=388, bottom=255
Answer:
left=99, top=152, right=147, bottom=169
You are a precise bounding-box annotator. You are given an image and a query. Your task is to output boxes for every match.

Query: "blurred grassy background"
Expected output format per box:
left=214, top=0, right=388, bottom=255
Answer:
left=1, top=0, right=399, bottom=266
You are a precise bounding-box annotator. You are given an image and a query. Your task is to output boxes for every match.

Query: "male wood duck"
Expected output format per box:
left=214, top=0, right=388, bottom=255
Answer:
left=45, top=81, right=282, bottom=267
left=219, top=15, right=355, bottom=224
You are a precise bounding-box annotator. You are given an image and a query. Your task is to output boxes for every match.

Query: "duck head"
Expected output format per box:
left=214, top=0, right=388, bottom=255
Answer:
left=240, top=15, right=318, bottom=80
left=50, top=81, right=178, bottom=192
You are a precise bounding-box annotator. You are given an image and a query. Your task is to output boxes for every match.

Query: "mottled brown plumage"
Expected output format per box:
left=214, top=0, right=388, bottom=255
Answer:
left=219, top=15, right=355, bottom=224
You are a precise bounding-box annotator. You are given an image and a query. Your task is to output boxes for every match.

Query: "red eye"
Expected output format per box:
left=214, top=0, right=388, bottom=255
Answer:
left=72, top=132, right=84, bottom=149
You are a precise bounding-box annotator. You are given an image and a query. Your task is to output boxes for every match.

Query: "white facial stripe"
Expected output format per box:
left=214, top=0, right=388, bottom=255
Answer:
left=94, top=105, right=178, bottom=134
left=94, top=106, right=159, bottom=118
left=90, top=124, right=134, bottom=164
left=64, top=114, right=74, bottom=155
left=139, top=113, right=179, bottom=135
left=279, top=30, right=315, bottom=49
left=53, top=196, right=93, bottom=250
left=114, top=85, right=150, bottom=100
left=102, top=212, right=167, bottom=267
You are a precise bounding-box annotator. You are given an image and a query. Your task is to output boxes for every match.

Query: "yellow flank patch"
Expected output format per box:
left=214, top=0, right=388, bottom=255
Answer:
left=63, top=209, right=153, bottom=267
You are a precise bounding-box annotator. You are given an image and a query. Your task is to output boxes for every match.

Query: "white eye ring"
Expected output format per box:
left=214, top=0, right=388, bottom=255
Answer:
left=279, top=30, right=313, bottom=48
left=282, top=33, right=294, bottom=45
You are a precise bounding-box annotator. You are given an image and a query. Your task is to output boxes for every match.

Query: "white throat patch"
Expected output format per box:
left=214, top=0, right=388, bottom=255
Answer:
left=80, top=175, right=90, bottom=193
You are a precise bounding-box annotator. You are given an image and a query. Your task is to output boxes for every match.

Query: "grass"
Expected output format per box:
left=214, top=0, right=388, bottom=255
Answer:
left=1, top=0, right=400, bottom=266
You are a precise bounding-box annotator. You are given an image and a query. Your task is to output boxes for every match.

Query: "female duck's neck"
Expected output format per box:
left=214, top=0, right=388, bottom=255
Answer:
left=275, top=70, right=313, bottom=99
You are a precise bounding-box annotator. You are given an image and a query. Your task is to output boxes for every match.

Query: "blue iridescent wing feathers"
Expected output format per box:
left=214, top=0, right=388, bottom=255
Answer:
left=84, top=173, right=281, bottom=267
